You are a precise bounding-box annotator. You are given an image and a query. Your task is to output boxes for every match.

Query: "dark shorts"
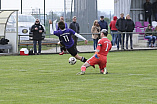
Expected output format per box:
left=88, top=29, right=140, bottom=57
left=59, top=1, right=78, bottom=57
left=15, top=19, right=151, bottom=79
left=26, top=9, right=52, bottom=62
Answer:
left=67, top=45, right=77, bottom=56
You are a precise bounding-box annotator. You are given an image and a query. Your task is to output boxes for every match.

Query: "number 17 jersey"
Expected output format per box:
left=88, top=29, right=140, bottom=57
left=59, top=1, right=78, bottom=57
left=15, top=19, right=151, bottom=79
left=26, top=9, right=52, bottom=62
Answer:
left=97, top=37, right=112, bottom=56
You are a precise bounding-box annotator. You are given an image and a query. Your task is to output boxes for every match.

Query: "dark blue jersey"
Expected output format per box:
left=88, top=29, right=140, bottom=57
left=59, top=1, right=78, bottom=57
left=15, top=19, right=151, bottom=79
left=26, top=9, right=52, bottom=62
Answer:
left=54, top=29, right=75, bottom=49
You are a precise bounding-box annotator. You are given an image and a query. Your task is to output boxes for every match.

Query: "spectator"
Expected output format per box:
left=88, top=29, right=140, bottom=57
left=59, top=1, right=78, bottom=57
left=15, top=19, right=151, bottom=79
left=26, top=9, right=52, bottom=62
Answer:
left=145, top=24, right=156, bottom=47
left=98, top=16, right=108, bottom=31
left=144, top=0, right=152, bottom=24
left=116, top=13, right=127, bottom=50
left=56, top=16, right=68, bottom=55
left=125, top=14, right=135, bottom=50
left=69, top=16, right=80, bottom=52
left=153, top=0, right=157, bottom=21
left=110, top=16, right=118, bottom=47
left=91, top=20, right=101, bottom=50
left=153, top=26, right=157, bottom=41
left=31, top=19, right=44, bottom=55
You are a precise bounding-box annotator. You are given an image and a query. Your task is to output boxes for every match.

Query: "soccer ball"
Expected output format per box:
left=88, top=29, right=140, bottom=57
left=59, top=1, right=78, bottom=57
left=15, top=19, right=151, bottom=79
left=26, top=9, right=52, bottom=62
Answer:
left=69, top=57, right=77, bottom=65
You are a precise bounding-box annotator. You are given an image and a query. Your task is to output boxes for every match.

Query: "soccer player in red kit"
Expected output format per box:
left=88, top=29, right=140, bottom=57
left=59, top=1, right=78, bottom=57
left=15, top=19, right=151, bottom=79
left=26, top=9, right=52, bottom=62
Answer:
left=77, top=29, right=112, bottom=75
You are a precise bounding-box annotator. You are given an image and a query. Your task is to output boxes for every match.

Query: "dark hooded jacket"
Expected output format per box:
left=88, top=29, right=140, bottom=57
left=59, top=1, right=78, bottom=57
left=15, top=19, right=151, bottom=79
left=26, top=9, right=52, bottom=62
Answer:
left=144, top=1, right=152, bottom=15
left=116, top=17, right=127, bottom=32
left=126, top=19, right=135, bottom=32
left=31, top=22, right=44, bottom=40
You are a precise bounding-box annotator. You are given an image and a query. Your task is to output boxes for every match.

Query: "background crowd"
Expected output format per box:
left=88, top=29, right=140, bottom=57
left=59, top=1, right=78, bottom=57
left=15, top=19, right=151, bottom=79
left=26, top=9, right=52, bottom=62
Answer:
left=31, top=0, right=157, bottom=54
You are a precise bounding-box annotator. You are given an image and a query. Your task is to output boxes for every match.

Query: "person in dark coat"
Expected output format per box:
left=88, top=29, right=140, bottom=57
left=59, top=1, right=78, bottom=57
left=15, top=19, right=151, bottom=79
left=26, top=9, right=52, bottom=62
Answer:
left=116, top=13, right=127, bottom=50
left=31, top=19, right=44, bottom=55
left=98, top=16, right=108, bottom=31
left=152, top=0, right=157, bottom=21
left=69, top=16, right=80, bottom=52
left=144, top=0, right=152, bottom=24
left=125, top=14, right=135, bottom=50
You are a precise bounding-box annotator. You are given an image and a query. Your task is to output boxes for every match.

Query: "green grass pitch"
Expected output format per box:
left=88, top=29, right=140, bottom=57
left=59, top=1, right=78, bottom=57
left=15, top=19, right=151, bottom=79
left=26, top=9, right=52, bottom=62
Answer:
left=0, top=50, right=157, bottom=104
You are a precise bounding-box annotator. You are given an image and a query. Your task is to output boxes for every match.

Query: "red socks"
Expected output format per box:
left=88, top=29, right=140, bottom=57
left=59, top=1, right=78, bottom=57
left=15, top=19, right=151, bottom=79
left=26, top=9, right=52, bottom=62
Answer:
left=81, top=66, right=86, bottom=72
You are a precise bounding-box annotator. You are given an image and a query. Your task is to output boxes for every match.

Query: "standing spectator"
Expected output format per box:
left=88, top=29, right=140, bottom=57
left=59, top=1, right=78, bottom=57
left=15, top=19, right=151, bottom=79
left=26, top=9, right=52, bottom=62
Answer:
left=144, top=0, right=152, bottom=24
left=31, top=19, right=44, bottom=55
left=153, top=26, right=157, bottom=45
left=153, top=0, right=157, bottom=21
left=91, top=20, right=101, bottom=51
left=69, top=16, right=80, bottom=52
left=145, top=24, right=156, bottom=47
left=125, top=14, right=135, bottom=50
left=98, top=16, right=108, bottom=31
left=56, top=16, right=68, bottom=55
left=110, top=16, right=118, bottom=47
left=116, top=13, right=127, bottom=50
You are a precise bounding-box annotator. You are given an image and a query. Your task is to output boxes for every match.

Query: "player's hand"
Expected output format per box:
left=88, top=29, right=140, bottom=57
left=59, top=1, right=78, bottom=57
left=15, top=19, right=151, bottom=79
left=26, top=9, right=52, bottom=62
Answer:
left=49, top=19, right=52, bottom=24
left=84, top=40, right=88, bottom=44
left=94, top=52, right=100, bottom=59
left=94, top=54, right=100, bottom=59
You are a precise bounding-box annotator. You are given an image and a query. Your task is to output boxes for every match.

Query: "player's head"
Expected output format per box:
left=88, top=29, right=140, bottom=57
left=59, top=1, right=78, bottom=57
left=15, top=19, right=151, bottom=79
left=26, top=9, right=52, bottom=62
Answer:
left=58, top=21, right=65, bottom=30
left=60, top=16, right=64, bottom=21
left=100, top=29, right=108, bottom=38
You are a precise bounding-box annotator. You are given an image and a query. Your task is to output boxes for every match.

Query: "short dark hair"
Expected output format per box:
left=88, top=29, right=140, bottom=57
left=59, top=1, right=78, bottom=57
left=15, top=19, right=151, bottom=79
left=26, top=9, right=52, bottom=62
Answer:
left=58, top=21, right=65, bottom=30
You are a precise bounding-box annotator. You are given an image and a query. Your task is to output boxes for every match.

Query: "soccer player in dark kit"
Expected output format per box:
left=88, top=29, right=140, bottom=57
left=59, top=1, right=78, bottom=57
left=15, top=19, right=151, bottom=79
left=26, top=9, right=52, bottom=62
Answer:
left=49, top=20, right=88, bottom=63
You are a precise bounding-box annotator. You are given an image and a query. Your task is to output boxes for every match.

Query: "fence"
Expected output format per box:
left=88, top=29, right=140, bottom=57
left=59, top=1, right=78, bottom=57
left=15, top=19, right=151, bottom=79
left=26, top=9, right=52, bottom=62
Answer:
left=17, top=31, right=157, bottom=54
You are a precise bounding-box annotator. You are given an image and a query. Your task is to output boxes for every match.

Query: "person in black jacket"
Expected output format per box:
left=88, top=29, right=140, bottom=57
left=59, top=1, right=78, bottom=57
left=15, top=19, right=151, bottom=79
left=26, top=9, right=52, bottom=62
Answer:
left=69, top=16, right=80, bottom=52
left=153, top=0, right=157, bottom=21
left=125, top=14, right=135, bottom=50
left=116, top=13, right=127, bottom=50
left=144, top=0, right=152, bottom=24
left=31, top=19, right=44, bottom=55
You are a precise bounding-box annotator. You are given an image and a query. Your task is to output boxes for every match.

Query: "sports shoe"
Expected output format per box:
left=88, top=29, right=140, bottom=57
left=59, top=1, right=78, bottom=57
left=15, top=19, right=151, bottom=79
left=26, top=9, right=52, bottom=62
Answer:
left=76, top=71, right=85, bottom=75
left=59, top=51, right=64, bottom=55
left=103, top=68, right=108, bottom=74
left=100, top=69, right=108, bottom=74
left=100, top=69, right=104, bottom=74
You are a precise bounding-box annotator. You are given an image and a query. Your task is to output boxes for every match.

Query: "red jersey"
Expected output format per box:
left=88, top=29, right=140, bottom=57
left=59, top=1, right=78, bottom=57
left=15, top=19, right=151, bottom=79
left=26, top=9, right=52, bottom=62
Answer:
left=96, top=37, right=112, bottom=56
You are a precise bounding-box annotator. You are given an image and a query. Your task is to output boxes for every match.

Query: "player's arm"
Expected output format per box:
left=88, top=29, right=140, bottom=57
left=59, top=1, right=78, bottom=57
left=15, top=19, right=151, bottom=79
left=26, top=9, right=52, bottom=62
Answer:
left=94, top=41, right=102, bottom=59
left=74, top=33, right=88, bottom=44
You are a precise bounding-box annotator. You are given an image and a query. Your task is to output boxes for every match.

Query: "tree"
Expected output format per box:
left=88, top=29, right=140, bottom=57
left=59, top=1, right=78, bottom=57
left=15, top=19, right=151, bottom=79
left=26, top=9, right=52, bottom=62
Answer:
left=104, top=17, right=110, bottom=24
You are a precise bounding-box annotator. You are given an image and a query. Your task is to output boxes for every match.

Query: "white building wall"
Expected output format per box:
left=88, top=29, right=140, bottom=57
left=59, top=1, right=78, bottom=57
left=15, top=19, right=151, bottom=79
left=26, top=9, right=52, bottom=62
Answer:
left=114, top=0, right=131, bottom=18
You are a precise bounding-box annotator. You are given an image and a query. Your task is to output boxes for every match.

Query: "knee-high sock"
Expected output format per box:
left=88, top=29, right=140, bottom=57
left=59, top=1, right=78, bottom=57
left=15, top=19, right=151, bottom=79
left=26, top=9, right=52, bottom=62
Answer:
left=81, top=66, right=86, bottom=72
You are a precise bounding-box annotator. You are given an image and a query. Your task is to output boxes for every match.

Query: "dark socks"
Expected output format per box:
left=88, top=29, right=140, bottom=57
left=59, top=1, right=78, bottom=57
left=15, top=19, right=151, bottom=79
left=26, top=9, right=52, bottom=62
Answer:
left=81, top=57, right=87, bottom=62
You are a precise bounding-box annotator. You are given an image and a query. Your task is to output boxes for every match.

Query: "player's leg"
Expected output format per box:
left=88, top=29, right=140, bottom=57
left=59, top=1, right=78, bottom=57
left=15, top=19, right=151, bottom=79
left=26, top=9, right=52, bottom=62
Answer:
left=67, top=45, right=87, bottom=62
left=77, top=55, right=98, bottom=75
left=99, top=56, right=108, bottom=74
left=58, top=41, right=67, bottom=55
left=76, top=62, right=91, bottom=75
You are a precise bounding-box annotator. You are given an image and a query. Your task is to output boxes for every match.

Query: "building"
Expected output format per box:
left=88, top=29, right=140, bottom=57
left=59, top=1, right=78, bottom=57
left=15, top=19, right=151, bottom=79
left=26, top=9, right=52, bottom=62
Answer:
left=74, top=0, right=97, bottom=33
left=114, top=0, right=157, bottom=24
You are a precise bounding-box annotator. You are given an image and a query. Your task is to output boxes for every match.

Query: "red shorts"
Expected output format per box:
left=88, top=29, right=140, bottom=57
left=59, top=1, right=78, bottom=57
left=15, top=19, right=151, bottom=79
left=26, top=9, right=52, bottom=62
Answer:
left=87, top=55, right=107, bottom=69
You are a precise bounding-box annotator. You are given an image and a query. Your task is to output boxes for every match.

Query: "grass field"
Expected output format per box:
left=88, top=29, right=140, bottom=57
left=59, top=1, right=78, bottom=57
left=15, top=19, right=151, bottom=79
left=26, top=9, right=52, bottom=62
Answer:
left=0, top=50, right=157, bottom=104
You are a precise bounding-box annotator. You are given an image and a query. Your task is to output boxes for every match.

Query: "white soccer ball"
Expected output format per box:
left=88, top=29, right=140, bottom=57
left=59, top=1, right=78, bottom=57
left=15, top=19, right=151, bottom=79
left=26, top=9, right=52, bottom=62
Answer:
left=69, top=57, right=77, bottom=65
